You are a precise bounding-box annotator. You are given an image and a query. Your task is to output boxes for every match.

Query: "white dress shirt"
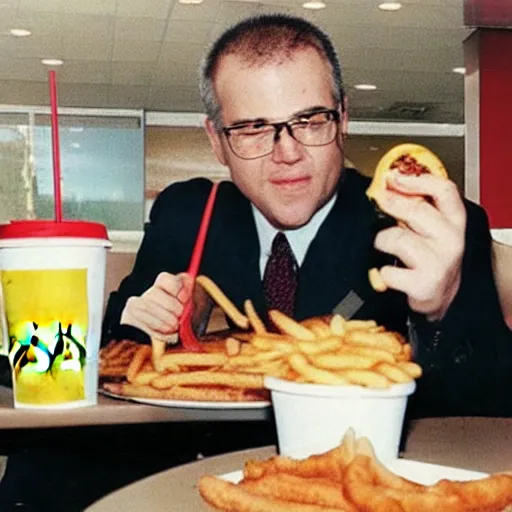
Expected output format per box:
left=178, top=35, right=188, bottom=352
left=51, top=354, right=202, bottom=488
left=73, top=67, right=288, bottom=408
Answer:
left=252, top=194, right=337, bottom=278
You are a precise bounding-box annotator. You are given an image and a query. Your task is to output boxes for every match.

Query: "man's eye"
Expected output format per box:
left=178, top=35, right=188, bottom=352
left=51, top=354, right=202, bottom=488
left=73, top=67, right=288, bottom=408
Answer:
left=235, top=125, right=272, bottom=136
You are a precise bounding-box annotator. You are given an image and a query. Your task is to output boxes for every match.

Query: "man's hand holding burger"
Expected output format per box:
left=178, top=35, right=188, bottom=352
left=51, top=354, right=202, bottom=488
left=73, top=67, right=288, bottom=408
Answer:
left=367, top=144, right=467, bottom=321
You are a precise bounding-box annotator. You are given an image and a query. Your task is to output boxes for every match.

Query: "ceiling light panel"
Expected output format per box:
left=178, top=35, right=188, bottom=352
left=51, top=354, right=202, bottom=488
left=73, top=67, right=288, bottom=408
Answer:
left=378, top=2, right=402, bottom=12
left=10, top=28, right=32, bottom=37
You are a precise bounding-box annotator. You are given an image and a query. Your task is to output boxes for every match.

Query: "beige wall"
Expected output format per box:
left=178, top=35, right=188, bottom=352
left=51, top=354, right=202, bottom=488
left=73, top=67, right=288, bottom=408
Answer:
left=145, top=126, right=465, bottom=196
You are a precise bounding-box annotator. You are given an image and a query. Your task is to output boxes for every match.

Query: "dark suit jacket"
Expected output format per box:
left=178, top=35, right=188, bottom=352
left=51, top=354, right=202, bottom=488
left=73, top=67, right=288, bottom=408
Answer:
left=103, top=169, right=512, bottom=418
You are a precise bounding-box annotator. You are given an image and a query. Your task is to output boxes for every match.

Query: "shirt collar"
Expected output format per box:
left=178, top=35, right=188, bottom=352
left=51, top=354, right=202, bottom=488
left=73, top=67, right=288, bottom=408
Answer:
left=252, top=193, right=337, bottom=275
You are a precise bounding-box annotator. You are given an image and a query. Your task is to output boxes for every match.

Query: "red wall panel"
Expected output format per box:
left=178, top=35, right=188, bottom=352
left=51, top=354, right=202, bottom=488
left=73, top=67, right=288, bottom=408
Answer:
left=478, top=30, right=512, bottom=227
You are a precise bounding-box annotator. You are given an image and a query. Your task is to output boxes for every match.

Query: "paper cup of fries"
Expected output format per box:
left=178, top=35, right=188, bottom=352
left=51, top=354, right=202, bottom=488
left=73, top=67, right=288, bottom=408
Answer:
left=265, top=376, right=415, bottom=462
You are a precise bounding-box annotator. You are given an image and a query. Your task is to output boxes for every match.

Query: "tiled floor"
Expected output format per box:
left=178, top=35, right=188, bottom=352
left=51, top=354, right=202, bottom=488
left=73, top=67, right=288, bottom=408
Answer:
left=0, top=421, right=277, bottom=512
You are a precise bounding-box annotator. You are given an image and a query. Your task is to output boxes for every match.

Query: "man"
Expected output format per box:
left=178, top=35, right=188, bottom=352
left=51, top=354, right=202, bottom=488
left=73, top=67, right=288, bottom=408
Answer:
left=103, top=14, right=512, bottom=418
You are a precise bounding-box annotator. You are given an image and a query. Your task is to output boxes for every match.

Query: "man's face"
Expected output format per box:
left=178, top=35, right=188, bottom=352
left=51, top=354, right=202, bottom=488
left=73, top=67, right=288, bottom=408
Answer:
left=205, top=47, right=348, bottom=230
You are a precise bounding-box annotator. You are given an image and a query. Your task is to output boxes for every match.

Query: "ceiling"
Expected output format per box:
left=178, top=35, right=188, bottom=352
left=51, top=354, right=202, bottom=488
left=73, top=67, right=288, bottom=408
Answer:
left=0, top=0, right=480, bottom=123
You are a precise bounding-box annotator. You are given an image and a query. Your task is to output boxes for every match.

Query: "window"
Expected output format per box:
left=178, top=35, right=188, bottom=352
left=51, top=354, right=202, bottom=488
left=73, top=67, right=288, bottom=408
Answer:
left=0, top=109, right=144, bottom=231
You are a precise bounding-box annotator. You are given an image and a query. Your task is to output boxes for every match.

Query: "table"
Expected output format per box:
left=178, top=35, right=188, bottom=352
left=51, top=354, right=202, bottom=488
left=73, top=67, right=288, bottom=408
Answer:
left=85, top=417, right=512, bottom=512
left=0, top=385, right=272, bottom=429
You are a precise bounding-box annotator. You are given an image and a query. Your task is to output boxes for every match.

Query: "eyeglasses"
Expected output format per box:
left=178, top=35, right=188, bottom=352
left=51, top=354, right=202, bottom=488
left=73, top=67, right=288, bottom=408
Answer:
left=222, top=108, right=340, bottom=160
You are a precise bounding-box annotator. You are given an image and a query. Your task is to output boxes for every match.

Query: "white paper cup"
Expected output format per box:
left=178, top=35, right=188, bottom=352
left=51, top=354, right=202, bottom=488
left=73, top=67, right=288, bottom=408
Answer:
left=265, top=376, right=416, bottom=462
left=0, top=220, right=111, bottom=409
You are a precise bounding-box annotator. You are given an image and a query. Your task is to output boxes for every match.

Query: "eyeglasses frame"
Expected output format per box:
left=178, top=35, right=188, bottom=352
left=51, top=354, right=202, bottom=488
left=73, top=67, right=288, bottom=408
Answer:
left=221, top=107, right=341, bottom=160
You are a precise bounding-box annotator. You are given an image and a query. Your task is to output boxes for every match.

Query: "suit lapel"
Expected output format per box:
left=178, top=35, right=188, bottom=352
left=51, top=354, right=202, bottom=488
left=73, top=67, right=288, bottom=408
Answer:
left=296, top=170, right=377, bottom=320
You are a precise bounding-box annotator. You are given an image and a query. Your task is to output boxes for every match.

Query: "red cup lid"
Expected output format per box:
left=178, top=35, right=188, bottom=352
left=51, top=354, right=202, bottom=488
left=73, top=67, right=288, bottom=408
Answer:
left=0, top=220, right=109, bottom=240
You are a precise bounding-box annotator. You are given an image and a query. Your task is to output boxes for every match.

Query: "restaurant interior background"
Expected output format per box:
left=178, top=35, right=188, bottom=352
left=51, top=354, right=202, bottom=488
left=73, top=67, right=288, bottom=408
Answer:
left=0, top=0, right=510, bottom=313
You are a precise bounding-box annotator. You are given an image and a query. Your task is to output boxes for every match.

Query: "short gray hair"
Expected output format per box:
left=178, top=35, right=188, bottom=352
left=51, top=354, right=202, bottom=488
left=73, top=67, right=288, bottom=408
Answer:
left=199, top=14, right=345, bottom=131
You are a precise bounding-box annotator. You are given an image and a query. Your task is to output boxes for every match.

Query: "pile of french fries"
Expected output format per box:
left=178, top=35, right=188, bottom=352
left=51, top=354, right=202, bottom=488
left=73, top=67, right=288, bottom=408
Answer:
left=199, top=429, right=512, bottom=511
left=225, top=308, right=422, bottom=389
left=99, top=339, right=140, bottom=379
left=99, top=275, right=422, bottom=401
left=100, top=339, right=269, bottom=402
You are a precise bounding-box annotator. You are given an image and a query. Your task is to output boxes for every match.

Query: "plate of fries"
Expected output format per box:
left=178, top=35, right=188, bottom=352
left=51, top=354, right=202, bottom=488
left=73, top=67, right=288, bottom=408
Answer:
left=99, top=338, right=272, bottom=409
left=98, top=275, right=422, bottom=409
left=199, top=429, right=512, bottom=511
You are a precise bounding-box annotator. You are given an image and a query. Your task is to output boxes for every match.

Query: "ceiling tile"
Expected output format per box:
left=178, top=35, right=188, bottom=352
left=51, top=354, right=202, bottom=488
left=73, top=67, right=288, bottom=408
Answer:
left=0, top=58, right=48, bottom=81
left=158, top=42, right=205, bottom=67
left=0, top=0, right=18, bottom=9
left=57, top=60, right=112, bottom=84
left=0, top=7, right=17, bottom=31
left=163, top=19, right=213, bottom=43
left=62, top=38, right=113, bottom=62
left=4, top=33, right=64, bottom=60
left=112, top=40, right=162, bottom=63
left=114, top=17, right=167, bottom=41
left=170, top=0, right=221, bottom=22
left=116, top=0, right=174, bottom=19
left=108, top=85, right=149, bottom=108
left=19, top=0, right=116, bottom=15
left=0, top=0, right=471, bottom=123
left=53, top=14, right=115, bottom=40
left=111, top=62, right=156, bottom=86
left=153, top=63, right=199, bottom=87
left=148, top=85, right=202, bottom=111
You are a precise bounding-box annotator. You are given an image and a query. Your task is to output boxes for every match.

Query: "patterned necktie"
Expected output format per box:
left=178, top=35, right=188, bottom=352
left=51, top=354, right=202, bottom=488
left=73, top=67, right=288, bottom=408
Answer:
left=263, top=232, right=298, bottom=318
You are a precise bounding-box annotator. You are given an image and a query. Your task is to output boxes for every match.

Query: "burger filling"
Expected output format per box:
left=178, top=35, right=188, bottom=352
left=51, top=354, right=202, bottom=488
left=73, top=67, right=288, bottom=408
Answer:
left=390, top=154, right=430, bottom=176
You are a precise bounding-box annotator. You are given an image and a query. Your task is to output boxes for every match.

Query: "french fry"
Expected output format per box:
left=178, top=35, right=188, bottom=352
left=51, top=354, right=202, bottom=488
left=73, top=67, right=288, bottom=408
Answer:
left=329, top=314, right=346, bottom=336
left=251, top=336, right=296, bottom=354
left=244, top=299, right=267, bottom=334
left=240, top=473, right=358, bottom=510
left=310, top=353, right=380, bottom=371
left=397, top=361, right=423, bottom=379
left=344, top=329, right=403, bottom=355
left=369, top=267, right=388, bottom=292
left=161, top=386, right=264, bottom=402
left=294, top=337, right=342, bottom=355
left=225, top=337, right=241, bottom=357
left=98, top=365, right=130, bottom=378
left=373, top=361, right=414, bottom=384
left=288, top=353, right=349, bottom=385
left=338, top=344, right=396, bottom=364
left=151, top=338, right=166, bottom=372
left=103, top=382, right=169, bottom=399
left=243, top=429, right=356, bottom=482
left=397, top=343, right=413, bottom=362
left=158, top=352, right=229, bottom=370
left=269, top=310, right=316, bottom=341
left=345, top=319, right=379, bottom=331
left=131, top=370, right=161, bottom=385
left=196, top=275, right=249, bottom=329
left=199, top=475, right=345, bottom=512
left=150, top=370, right=264, bottom=390
left=126, top=345, right=151, bottom=383
left=300, top=317, right=332, bottom=338
left=338, top=369, right=391, bottom=389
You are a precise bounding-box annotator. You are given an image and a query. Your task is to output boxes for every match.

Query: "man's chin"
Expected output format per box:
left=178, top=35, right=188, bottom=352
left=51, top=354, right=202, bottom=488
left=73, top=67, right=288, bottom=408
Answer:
left=270, top=211, right=314, bottom=231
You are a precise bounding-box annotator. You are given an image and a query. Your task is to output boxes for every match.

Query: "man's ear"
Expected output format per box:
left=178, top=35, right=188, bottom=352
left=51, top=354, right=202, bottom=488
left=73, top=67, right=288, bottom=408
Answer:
left=340, top=96, right=348, bottom=140
left=204, top=118, right=228, bottom=166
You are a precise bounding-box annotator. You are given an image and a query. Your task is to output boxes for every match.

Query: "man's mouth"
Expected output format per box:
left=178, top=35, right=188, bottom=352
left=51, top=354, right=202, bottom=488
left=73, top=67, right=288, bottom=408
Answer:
left=271, top=175, right=311, bottom=187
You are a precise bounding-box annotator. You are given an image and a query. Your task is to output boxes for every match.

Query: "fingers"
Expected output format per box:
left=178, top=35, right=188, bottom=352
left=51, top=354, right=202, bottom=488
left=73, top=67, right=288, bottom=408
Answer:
left=373, top=184, right=465, bottom=319
left=380, top=173, right=466, bottom=234
left=176, top=272, right=194, bottom=302
left=375, top=226, right=435, bottom=269
left=120, top=272, right=192, bottom=340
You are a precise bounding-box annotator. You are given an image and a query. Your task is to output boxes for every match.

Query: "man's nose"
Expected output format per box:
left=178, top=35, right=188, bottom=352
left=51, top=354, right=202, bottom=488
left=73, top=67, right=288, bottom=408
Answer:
left=271, top=125, right=303, bottom=164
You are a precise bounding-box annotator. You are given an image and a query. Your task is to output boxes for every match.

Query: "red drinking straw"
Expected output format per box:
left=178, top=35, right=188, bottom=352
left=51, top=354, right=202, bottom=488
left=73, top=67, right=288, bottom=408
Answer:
left=49, top=70, right=63, bottom=222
